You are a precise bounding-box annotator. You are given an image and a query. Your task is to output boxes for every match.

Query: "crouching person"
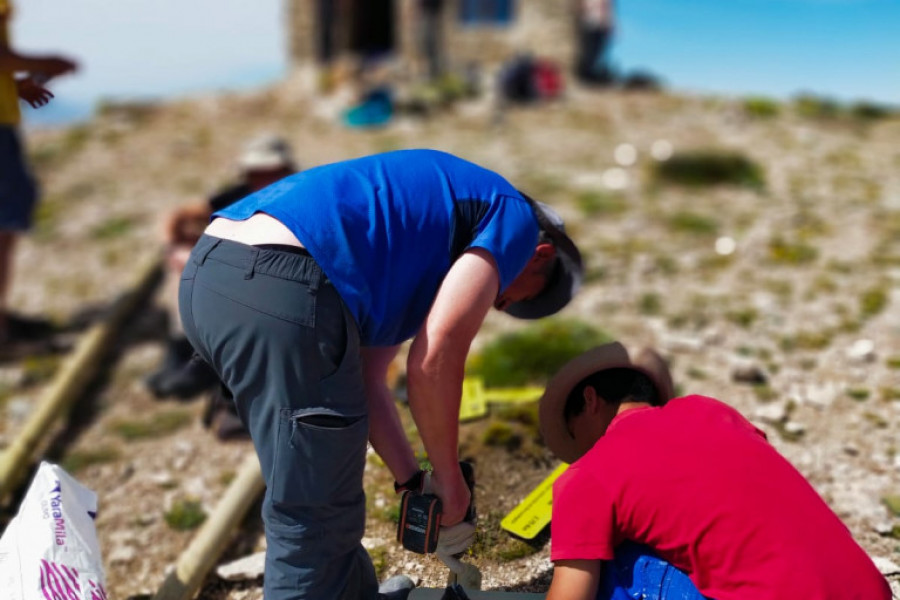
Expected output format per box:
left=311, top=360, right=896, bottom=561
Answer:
left=540, top=342, right=890, bottom=600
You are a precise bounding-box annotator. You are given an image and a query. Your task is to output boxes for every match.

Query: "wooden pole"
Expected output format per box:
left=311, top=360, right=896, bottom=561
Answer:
left=152, top=452, right=265, bottom=600
left=0, top=257, right=162, bottom=504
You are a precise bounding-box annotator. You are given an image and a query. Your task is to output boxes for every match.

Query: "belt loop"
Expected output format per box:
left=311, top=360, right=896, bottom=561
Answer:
left=244, top=247, right=260, bottom=279
left=195, top=238, right=221, bottom=266
left=308, top=265, right=322, bottom=296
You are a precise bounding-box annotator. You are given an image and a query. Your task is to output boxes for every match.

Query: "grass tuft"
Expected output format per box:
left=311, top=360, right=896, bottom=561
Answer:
left=652, top=151, right=765, bottom=189
left=112, top=410, right=193, bottom=441
left=62, top=446, right=121, bottom=474
left=164, top=498, right=207, bottom=531
left=467, top=319, right=610, bottom=387
left=743, top=97, right=780, bottom=118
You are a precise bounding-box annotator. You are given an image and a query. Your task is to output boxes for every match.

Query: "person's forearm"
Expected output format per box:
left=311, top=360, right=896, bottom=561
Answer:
left=406, top=335, right=465, bottom=479
left=366, top=381, right=419, bottom=483
left=0, top=49, right=72, bottom=78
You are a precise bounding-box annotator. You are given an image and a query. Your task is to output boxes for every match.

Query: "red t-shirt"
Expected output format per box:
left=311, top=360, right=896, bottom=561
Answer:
left=551, top=395, right=890, bottom=600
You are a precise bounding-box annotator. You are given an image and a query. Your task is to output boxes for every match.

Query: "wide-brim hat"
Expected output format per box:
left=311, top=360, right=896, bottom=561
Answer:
left=239, top=134, right=295, bottom=171
left=505, top=198, right=584, bottom=319
left=539, top=342, right=675, bottom=464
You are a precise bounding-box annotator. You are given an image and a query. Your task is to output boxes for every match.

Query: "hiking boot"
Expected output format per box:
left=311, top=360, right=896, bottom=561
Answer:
left=145, top=336, right=195, bottom=398
left=157, top=354, right=219, bottom=400
left=203, top=385, right=249, bottom=441
left=378, top=575, right=416, bottom=600
left=4, top=312, right=57, bottom=340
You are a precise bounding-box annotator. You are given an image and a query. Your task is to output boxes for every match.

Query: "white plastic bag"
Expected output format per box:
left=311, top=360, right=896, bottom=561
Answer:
left=0, top=462, right=108, bottom=600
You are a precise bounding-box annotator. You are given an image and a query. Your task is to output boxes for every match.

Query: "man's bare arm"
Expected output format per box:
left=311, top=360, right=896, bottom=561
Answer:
left=406, top=248, right=500, bottom=525
left=361, top=344, right=419, bottom=484
left=0, top=14, right=77, bottom=79
left=547, top=560, right=602, bottom=600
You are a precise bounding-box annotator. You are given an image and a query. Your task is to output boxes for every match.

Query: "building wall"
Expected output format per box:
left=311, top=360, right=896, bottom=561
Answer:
left=287, top=0, right=575, bottom=73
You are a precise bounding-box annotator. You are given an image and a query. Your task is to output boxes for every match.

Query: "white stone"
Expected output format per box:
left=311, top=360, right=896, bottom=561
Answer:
left=846, top=339, right=876, bottom=363
left=784, top=421, right=806, bottom=435
left=108, top=545, right=137, bottom=565
left=651, top=139, right=673, bottom=161
left=755, top=402, right=787, bottom=423
left=871, top=556, right=900, bottom=575
left=601, top=167, right=629, bottom=190
left=217, top=551, right=267, bottom=581
left=715, top=236, right=736, bottom=256
left=614, top=143, right=637, bottom=167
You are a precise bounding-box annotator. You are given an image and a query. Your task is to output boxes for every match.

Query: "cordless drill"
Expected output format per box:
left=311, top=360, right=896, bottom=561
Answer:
left=396, top=461, right=475, bottom=554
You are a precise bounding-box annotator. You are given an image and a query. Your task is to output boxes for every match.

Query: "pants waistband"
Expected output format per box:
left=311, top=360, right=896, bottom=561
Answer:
left=192, top=234, right=324, bottom=286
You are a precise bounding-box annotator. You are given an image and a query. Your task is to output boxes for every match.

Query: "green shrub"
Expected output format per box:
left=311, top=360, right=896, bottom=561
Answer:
left=368, top=546, right=390, bottom=580
left=779, top=330, right=832, bottom=352
left=652, top=151, right=765, bottom=189
left=576, top=191, right=627, bottom=217
left=882, top=388, right=900, bottom=402
left=743, top=97, right=780, bottom=118
left=726, top=308, right=758, bottom=328
left=164, top=499, right=207, bottom=531
left=846, top=388, right=870, bottom=402
left=887, top=357, right=900, bottom=370
left=850, top=101, right=893, bottom=121
left=860, top=287, right=888, bottom=318
left=638, top=292, right=662, bottom=315
left=90, top=216, right=135, bottom=240
left=467, top=319, right=610, bottom=387
left=793, top=94, right=841, bottom=120
left=112, top=410, right=193, bottom=440
left=22, top=355, right=62, bottom=385
left=62, top=447, right=121, bottom=474
left=768, top=237, right=818, bottom=265
left=864, top=412, right=889, bottom=429
left=482, top=421, right=522, bottom=451
left=666, top=211, right=719, bottom=236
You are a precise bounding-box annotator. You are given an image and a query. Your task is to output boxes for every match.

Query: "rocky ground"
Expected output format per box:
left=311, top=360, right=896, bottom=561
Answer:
left=1, top=74, right=899, bottom=598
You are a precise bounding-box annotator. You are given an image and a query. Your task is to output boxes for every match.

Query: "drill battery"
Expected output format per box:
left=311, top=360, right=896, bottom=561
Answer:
left=397, top=491, right=442, bottom=554
left=396, top=461, right=476, bottom=555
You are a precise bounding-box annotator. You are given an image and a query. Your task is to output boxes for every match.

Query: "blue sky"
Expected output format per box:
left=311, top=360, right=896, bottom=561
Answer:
left=12, top=0, right=899, bottom=126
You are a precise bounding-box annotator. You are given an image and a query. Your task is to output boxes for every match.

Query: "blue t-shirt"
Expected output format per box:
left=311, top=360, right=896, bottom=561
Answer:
left=214, top=149, right=539, bottom=346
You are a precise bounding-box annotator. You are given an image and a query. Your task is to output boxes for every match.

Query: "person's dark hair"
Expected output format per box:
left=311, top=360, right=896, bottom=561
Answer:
left=564, top=368, right=660, bottom=422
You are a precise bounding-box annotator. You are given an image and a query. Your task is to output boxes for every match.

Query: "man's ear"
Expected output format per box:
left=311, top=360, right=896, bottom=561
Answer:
left=583, top=385, right=600, bottom=415
left=533, top=243, right=556, bottom=265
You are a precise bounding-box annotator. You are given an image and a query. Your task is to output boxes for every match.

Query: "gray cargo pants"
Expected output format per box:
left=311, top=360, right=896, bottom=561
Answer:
left=179, top=235, right=379, bottom=600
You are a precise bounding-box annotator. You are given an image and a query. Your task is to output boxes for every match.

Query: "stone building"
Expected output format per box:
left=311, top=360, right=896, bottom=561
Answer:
left=286, top=0, right=575, bottom=77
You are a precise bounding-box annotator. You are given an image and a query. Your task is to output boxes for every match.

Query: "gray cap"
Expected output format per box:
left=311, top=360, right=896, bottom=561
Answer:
left=239, top=134, right=295, bottom=171
left=505, top=197, right=584, bottom=319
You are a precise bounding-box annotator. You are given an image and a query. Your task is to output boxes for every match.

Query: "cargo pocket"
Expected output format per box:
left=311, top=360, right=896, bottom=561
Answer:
left=270, top=408, right=369, bottom=507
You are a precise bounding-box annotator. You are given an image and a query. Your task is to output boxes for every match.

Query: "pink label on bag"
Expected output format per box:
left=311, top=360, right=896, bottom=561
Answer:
left=39, top=559, right=107, bottom=600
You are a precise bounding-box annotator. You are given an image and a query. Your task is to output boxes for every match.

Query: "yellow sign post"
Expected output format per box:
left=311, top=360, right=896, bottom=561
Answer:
left=459, top=377, right=488, bottom=421
left=500, top=463, right=568, bottom=539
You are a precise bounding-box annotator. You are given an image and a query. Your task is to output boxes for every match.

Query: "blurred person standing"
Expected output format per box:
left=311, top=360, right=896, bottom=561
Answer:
left=146, top=134, right=297, bottom=400
left=574, top=0, right=615, bottom=84
left=0, top=0, right=77, bottom=350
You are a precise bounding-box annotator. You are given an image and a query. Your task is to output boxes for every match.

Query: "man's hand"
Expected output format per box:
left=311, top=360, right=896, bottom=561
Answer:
left=16, top=78, right=53, bottom=108
left=436, top=520, right=476, bottom=555
left=39, top=56, right=78, bottom=79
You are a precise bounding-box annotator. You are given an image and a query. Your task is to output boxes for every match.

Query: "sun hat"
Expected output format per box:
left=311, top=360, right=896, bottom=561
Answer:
left=505, top=196, right=584, bottom=319
left=539, top=341, right=674, bottom=463
left=238, top=134, right=295, bottom=171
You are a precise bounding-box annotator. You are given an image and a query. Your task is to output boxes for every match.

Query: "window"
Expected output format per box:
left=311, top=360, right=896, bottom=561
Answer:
left=458, top=0, right=516, bottom=25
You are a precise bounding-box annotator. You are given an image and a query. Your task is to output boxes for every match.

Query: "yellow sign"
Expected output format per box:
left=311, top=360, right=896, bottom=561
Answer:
left=459, top=378, right=488, bottom=421
left=458, top=378, right=544, bottom=421
left=484, top=386, right=543, bottom=405
left=501, top=463, right=568, bottom=539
